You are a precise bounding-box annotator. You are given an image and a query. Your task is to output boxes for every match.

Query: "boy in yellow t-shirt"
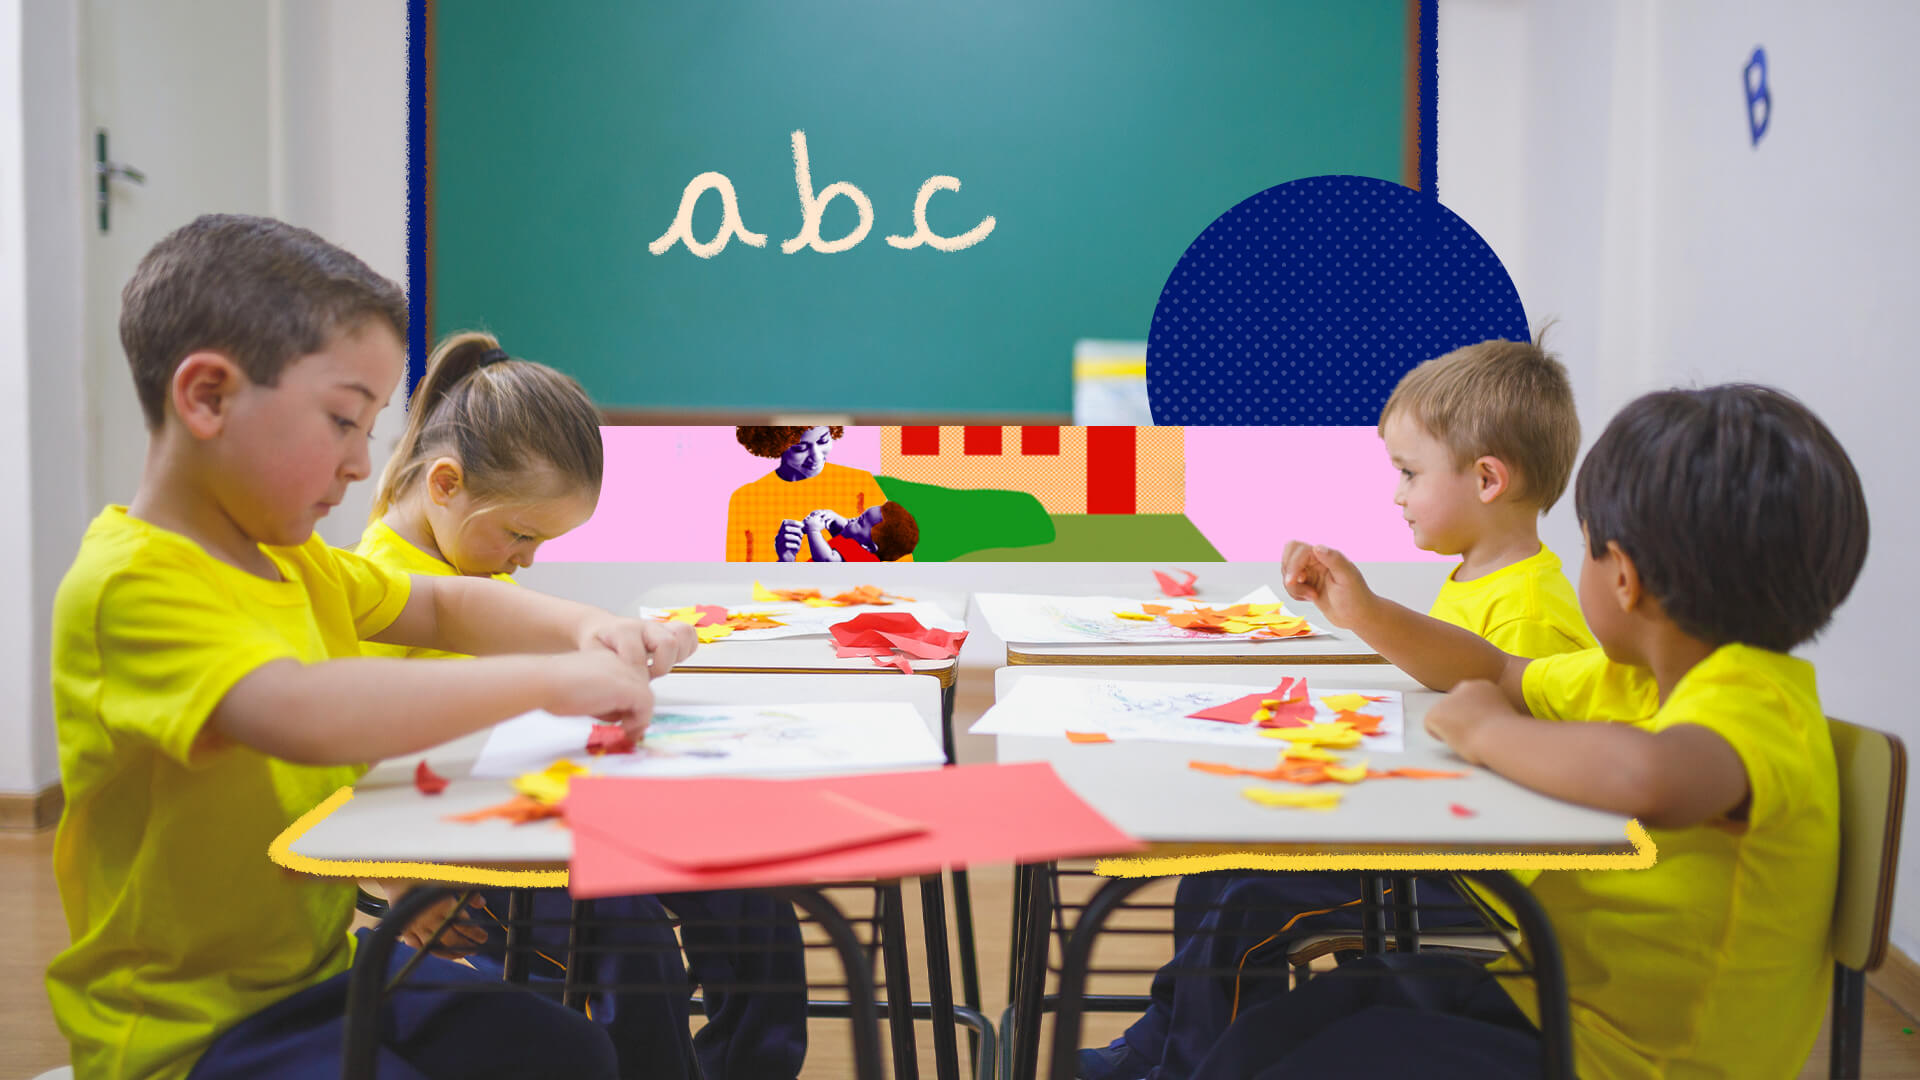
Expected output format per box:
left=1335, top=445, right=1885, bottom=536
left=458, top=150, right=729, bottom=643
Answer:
left=1088, top=338, right=1594, bottom=1080
left=47, top=215, right=693, bottom=1080
left=1221, top=383, right=1866, bottom=1079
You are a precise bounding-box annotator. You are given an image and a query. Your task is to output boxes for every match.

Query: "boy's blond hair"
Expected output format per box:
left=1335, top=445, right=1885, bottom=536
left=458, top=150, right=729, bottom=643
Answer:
left=1377, top=334, right=1579, bottom=511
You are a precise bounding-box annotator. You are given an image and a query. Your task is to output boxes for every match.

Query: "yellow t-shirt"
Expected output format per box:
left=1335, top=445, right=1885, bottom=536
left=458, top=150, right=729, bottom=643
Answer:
left=1427, top=544, right=1596, bottom=658
left=723, top=463, right=889, bottom=562
left=1501, top=644, right=1838, bottom=1079
left=47, top=507, right=411, bottom=1080
left=1427, top=544, right=1595, bottom=901
left=353, top=519, right=511, bottom=659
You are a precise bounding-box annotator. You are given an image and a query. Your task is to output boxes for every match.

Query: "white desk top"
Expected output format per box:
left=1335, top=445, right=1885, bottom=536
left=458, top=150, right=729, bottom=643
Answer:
left=632, top=582, right=965, bottom=684
left=975, top=583, right=1383, bottom=666
left=286, top=672, right=945, bottom=869
left=993, top=664, right=1635, bottom=854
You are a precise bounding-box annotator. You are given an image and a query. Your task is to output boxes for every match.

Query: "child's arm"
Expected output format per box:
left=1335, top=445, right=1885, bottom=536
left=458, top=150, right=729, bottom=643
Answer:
left=804, top=515, right=842, bottom=562
left=372, top=575, right=697, bottom=678
left=1424, top=680, right=1751, bottom=827
left=205, top=647, right=653, bottom=765
left=1282, top=541, right=1530, bottom=705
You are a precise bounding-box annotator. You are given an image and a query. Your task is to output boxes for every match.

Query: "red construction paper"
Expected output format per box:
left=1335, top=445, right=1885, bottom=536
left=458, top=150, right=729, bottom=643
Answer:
left=1450, top=803, right=1477, bottom=818
left=829, top=612, right=928, bottom=647
left=1065, top=731, right=1114, bottom=744
left=586, top=724, right=636, bottom=755
left=414, top=760, right=449, bottom=795
left=1154, top=569, right=1198, bottom=597
left=873, top=653, right=915, bottom=674
left=566, top=763, right=1143, bottom=898
left=563, top=783, right=928, bottom=871
left=878, top=628, right=967, bottom=660
left=834, top=642, right=896, bottom=658
left=693, top=604, right=730, bottom=628
left=1189, top=678, right=1312, bottom=727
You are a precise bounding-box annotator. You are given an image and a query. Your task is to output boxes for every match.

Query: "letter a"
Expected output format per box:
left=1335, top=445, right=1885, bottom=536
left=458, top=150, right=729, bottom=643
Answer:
left=781, top=130, right=874, bottom=254
left=886, top=175, right=997, bottom=252
left=649, top=172, right=768, bottom=259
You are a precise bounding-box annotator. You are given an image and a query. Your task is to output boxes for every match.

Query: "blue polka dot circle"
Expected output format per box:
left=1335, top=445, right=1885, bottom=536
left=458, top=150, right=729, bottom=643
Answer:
left=1147, top=175, right=1528, bottom=424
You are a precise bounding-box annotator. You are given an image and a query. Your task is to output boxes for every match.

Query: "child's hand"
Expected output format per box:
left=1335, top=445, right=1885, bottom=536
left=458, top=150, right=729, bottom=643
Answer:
left=546, top=649, right=655, bottom=742
left=1422, top=679, right=1514, bottom=766
left=1280, top=541, right=1378, bottom=627
left=386, top=885, right=489, bottom=958
left=579, top=615, right=687, bottom=679
left=634, top=618, right=698, bottom=677
left=805, top=509, right=846, bottom=534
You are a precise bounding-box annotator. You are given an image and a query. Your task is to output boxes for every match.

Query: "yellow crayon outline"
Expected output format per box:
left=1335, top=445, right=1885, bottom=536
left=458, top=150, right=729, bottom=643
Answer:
left=268, top=786, right=569, bottom=887
left=1093, top=820, right=1656, bottom=877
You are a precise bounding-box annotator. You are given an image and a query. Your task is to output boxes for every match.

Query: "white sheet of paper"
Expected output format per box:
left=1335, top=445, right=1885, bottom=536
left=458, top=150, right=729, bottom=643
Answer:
left=639, top=600, right=965, bottom=642
left=970, top=588, right=1328, bottom=645
left=471, top=702, right=948, bottom=778
left=972, top=675, right=1404, bottom=752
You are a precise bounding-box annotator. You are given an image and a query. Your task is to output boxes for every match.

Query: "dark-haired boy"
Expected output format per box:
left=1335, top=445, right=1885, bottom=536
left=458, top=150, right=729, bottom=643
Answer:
left=1202, top=384, right=1868, bottom=1079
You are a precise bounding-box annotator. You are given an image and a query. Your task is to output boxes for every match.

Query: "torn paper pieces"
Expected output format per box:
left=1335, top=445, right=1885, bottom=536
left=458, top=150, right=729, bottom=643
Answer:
left=695, top=624, right=735, bottom=644
left=1373, top=767, right=1468, bottom=780
left=832, top=584, right=915, bottom=605
left=1154, top=569, right=1198, bottom=597
left=586, top=724, right=636, bottom=756
left=1450, top=803, right=1477, bottom=818
left=873, top=653, right=915, bottom=674
left=1189, top=759, right=1339, bottom=784
left=1320, top=693, right=1377, bottom=714
left=1323, top=760, right=1370, bottom=784
left=831, top=611, right=967, bottom=664
left=1066, top=731, right=1114, bottom=744
left=513, top=759, right=588, bottom=805
left=1243, top=787, right=1343, bottom=811
left=414, top=760, right=450, bottom=795
left=1335, top=711, right=1386, bottom=735
left=1189, top=677, right=1313, bottom=727
left=1259, top=723, right=1362, bottom=748
left=1281, top=745, right=1342, bottom=763
left=753, top=582, right=822, bottom=603
left=448, top=795, right=564, bottom=825
left=1113, top=610, right=1155, bottom=621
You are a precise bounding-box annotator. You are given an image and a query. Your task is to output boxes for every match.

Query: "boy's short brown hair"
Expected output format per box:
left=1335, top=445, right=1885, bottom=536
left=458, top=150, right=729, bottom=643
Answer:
left=1377, top=335, right=1580, bottom=511
left=119, top=214, right=408, bottom=428
left=871, top=502, right=920, bottom=562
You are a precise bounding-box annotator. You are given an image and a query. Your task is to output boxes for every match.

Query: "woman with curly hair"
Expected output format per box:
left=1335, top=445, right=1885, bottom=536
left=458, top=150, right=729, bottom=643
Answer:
left=724, top=425, right=888, bottom=561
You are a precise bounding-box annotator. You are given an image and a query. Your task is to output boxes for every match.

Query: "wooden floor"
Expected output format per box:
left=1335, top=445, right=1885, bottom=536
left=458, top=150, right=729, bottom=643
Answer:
left=5, top=688, right=1919, bottom=1078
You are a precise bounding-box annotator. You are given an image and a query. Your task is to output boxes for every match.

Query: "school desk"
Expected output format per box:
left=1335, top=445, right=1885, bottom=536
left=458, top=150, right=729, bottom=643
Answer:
left=278, top=671, right=975, bottom=1080
left=988, top=664, right=1647, bottom=1080
left=635, top=580, right=984, bottom=1031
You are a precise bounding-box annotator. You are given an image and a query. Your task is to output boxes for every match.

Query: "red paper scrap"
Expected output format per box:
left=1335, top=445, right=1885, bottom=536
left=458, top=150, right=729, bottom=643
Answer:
left=1154, top=569, right=1199, bottom=597
left=1066, top=731, right=1114, bottom=744
left=1189, top=678, right=1314, bottom=727
left=566, top=762, right=1143, bottom=898
left=1375, top=767, right=1468, bottom=780
left=414, top=760, right=449, bottom=795
left=878, top=628, right=966, bottom=660
left=830, top=612, right=966, bottom=663
left=447, top=795, right=563, bottom=825
left=873, top=653, right=915, bottom=674
left=560, top=782, right=928, bottom=871
left=1450, top=803, right=1477, bottom=818
left=586, top=723, right=636, bottom=755
left=693, top=604, right=730, bottom=628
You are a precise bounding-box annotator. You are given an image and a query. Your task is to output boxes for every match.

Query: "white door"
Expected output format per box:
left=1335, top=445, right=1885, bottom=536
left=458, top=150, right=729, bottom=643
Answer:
left=83, top=0, right=275, bottom=508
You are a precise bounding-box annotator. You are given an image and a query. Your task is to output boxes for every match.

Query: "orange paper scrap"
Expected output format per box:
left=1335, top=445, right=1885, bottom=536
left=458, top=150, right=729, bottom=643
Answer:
left=447, top=795, right=564, bottom=826
left=1066, top=731, right=1115, bottom=744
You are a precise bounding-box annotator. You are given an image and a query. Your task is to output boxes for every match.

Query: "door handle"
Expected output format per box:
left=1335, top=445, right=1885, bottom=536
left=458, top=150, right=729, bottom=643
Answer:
left=95, top=129, right=146, bottom=233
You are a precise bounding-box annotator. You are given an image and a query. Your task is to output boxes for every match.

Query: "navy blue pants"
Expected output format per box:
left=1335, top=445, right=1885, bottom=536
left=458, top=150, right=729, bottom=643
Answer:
left=186, top=929, right=616, bottom=1080
left=474, top=887, right=809, bottom=1080
left=1119, top=872, right=1479, bottom=1080
left=1189, top=953, right=1541, bottom=1080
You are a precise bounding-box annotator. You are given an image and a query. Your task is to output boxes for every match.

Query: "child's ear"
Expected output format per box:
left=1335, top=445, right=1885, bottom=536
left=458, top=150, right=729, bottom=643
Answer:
left=1473, top=456, right=1512, bottom=504
left=426, top=458, right=465, bottom=506
left=1606, top=540, right=1644, bottom=613
left=170, top=351, right=246, bottom=438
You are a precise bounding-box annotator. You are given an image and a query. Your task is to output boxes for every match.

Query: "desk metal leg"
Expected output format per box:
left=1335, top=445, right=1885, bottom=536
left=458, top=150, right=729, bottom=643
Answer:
left=1008, top=861, right=1053, bottom=1080
left=1048, top=876, right=1157, bottom=1080
left=1361, top=874, right=1388, bottom=956
left=918, top=874, right=963, bottom=1080
left=501, top=888, right=533, bottom=984
left=342, top=885, right=458, bottom=1080
left=1390, top=874, right=1420, bottom=954
left=878, top=882, right=922, bottom=1080
left=782, top=887, right=887, bottom=1080
left=562, top=897, right=595, bottom=1012
left=939, top=678, right=985, bottom=1053
left=1833, top=963, right=1866, bottom=1079
left=1458, top=871, right=1573, bottom=1080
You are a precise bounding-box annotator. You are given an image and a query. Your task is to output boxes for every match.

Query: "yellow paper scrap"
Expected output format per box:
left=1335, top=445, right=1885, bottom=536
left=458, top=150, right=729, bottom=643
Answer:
left=1113, top=610, right=1156, bottom=621
left=1247, top=603, right=1281, bottom=616
left=1324, top=760, right=1370, bottom=784
left=1282, top=745, right=1342, bottom=763
left=665, top=608, right=703, bottom=625
left=751, top=581, right=781, bottom=603
left=1250, top=706, right=1273, bottom=724
left=1220, top=620, right=1254, bottom=634
left=513, top=759, right=588, bottom=805
left=1320, top=693, right=1374, bottom=714
left=1243, top=786, right=1343, bottom=810
left=695, top=624, right=735, bottom=643
left=1261, top=723, right=1362, bottom=748
left=802, top=597, right=842, bottom=608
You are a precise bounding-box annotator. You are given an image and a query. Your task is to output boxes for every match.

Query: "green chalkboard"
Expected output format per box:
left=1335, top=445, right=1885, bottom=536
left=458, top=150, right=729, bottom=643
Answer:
left=431, top=1, right=1411, bottom=415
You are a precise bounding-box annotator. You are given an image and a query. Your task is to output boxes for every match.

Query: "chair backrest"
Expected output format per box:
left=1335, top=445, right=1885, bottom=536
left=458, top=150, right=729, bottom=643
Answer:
left=1829, top=718, right=1906, bottom=972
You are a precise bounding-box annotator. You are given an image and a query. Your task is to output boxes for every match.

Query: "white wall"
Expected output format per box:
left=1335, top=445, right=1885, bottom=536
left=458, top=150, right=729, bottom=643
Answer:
left=1441, top=0, right=1920, bottom=959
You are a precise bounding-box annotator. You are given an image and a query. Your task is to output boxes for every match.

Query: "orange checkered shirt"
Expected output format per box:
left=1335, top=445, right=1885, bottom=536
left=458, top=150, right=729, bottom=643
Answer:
left=724, top=464, right=887, bottom=562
